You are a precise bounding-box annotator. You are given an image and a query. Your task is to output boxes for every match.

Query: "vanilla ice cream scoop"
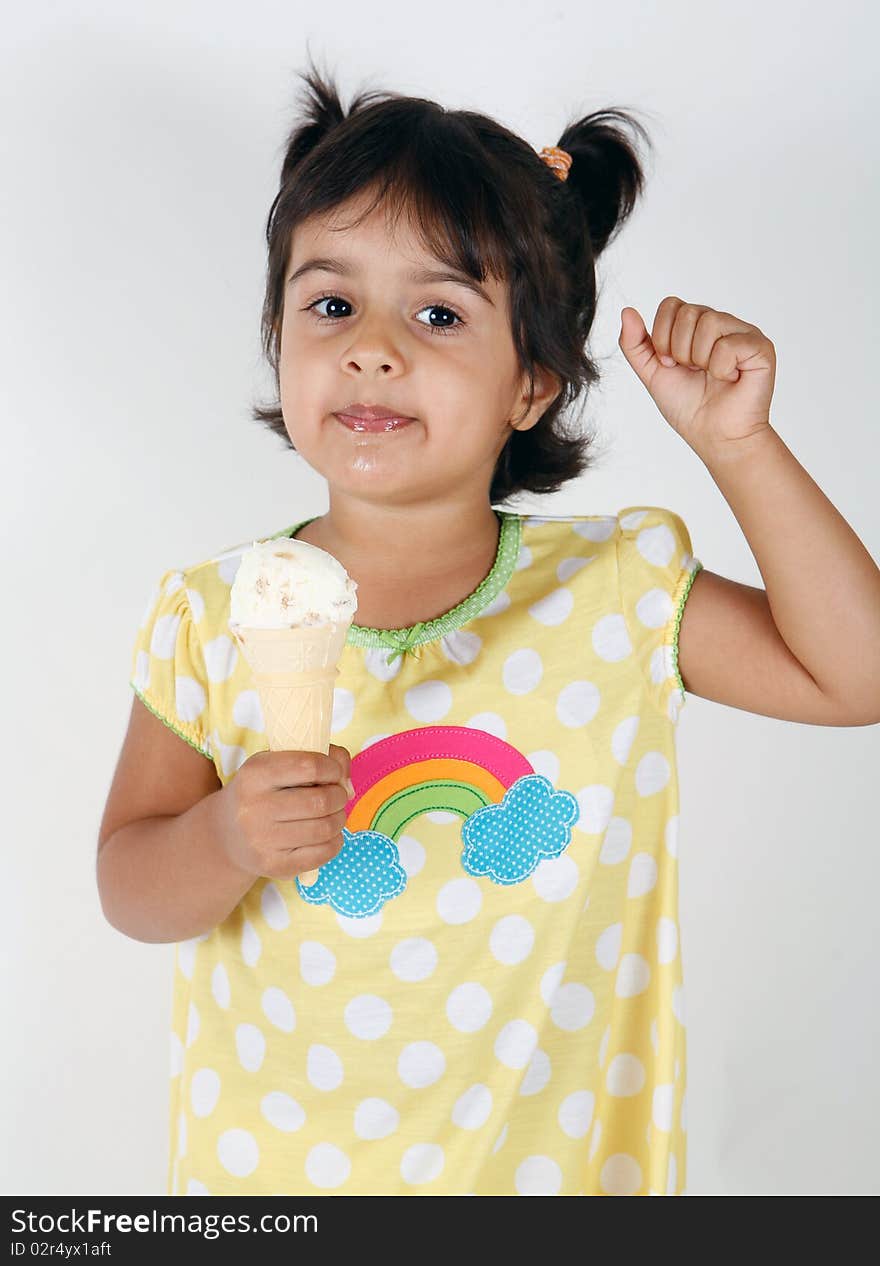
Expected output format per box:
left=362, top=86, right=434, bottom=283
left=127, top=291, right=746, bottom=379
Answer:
left=229, top=536, right=358, bottom=629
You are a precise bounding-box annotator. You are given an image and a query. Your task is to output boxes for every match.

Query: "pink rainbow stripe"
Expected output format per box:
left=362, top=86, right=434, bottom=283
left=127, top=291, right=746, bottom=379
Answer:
left=350, top=724, right=533, bottom=802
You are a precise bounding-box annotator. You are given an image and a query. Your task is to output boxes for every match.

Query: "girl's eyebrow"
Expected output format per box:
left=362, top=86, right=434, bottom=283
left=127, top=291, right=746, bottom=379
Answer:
left=287, top=255, right=494, bottom=306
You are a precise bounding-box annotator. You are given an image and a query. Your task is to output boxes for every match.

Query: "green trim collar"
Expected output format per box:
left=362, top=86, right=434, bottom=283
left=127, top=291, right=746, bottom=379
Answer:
left=267, top=510, right=522, bottom=658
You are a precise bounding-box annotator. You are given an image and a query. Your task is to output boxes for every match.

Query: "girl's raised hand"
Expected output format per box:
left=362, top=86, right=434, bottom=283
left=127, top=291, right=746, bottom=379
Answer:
left=618, top=298, right=777, bottom=461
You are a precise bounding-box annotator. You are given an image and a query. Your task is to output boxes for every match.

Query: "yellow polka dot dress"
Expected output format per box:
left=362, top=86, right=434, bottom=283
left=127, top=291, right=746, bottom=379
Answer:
left=130, top=506, right=702, bottom=1196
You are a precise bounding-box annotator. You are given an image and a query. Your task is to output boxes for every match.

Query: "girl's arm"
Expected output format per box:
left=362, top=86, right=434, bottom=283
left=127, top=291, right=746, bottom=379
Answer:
left=691, top=426, right=880, bottom=716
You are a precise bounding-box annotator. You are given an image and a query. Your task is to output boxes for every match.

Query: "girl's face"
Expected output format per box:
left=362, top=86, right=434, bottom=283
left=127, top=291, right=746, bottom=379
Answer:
left=278, top=191, right=555, bottom=506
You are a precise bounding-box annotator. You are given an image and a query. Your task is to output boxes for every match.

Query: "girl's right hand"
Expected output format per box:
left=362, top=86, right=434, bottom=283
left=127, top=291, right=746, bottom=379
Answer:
left=216, top=744, right=353, bottom=881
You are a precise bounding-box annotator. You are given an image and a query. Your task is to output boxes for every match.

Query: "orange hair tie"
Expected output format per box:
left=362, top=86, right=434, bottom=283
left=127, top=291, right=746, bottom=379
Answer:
left=538, top=145, right=572, bottom=181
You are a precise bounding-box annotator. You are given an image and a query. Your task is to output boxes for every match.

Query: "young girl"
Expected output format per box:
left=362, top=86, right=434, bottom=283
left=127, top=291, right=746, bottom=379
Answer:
left=97, top=62, right=880, bottom=1197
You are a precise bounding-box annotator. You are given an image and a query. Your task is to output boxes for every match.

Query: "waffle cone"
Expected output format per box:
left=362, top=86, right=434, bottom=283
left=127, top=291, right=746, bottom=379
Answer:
left=230, top=619, right=352, bottom=887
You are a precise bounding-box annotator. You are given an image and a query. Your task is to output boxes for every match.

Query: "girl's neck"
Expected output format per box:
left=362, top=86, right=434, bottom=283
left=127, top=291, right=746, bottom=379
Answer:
left=294, top=500, right=503, bottom=585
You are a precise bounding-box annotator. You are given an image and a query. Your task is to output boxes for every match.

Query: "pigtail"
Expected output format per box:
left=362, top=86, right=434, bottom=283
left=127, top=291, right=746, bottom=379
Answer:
left=557, top=109, right=653, bottom=258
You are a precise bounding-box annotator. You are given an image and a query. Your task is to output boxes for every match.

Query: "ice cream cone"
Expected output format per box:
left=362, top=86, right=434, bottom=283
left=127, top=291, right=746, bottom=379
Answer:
left=230, top=619, right=352, bottom=886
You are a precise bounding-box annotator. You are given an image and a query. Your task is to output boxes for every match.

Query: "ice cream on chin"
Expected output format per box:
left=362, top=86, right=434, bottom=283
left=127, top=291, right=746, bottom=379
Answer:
left=229, top=536, right=358, bottom=888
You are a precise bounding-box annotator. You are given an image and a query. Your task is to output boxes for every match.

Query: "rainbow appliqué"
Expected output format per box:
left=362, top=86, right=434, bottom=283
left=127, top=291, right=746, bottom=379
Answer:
left=295, top=725, right=581, bottom=918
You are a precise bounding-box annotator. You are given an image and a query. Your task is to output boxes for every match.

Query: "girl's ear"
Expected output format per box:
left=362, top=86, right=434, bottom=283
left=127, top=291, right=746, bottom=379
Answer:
left=511, top=366, right=562, bottom=431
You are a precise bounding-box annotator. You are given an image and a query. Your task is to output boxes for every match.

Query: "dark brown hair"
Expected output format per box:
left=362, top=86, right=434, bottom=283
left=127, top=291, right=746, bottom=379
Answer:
left=251, top=54, right=653, bottom=504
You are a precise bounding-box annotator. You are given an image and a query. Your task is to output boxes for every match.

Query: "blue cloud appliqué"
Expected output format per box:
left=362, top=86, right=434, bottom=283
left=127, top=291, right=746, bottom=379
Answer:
left=294, top=827, right=408, bottom=918
left=460, top=773, right=580, bottom=885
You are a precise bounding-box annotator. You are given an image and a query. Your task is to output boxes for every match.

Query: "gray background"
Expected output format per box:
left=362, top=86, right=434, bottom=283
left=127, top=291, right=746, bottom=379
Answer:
left=2, top=0, right=877, bottom=1195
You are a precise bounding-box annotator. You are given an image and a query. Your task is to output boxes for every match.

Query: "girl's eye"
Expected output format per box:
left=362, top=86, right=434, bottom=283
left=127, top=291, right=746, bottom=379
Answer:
left=304, top=295, right=465, bottom=337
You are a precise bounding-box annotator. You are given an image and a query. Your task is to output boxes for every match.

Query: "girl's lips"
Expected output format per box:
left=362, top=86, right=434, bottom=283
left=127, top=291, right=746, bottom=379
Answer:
left=334, top=412, right=415, bottom=433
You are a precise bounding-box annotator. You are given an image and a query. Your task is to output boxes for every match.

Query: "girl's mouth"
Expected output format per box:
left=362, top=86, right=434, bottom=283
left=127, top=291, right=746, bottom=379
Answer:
left=334, top=413, right=415, bottom=433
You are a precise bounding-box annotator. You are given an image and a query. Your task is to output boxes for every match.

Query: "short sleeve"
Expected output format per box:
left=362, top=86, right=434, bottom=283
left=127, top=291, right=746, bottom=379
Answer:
left=615, top=506, right=703, bottom=724
left=130, top=567, right=213, bottom=759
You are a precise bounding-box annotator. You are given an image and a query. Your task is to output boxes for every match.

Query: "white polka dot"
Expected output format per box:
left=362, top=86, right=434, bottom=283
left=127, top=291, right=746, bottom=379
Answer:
left=556, top=680, right=600, bottom=727
left=232, top=688, right=263, bottom=732
left=177, top=938, right=197, bottom=980
left=558, top=1090, right=595, bottom=1138
left=190, top=1068, right=221, bottom=1117
left=529, top=587, right=574, bottom=626
left=657, top=917, right=679, bottom=964
left=436, top=877, right=482, bottom=924
left=306, top=1143, right=351, bottom=1188
left=169, top=1031, right=183, bottom=1078
left=185, top=1002, right=199, bottom=1046
left=515, top=1155, right=562, bottom=1194
left=653, top=1084, right=675, bottom=1131
left=628, top=852, right=658, bottom=898
left=596, top=923, right=622, bottom=971
left=516, top=543, right=533, bottom=570
left=395, top=833, right=426, bottom=877
left=492, top=1122, right=509, bottom=1153
left=364, top=648, right=402, bottom=681
left=441, top=629, right=482, bottom=664
left=665, top=815, right=681, bottom=858
left=494, top=1019, right=538, bottom=1069
left=307, top=1044, right=343, bottom=1091
left=466, top=711, right=507, bottom=738
left=262, top=986, right=296, bottom=1032
left=360, top=732, right=393, bottom=748
left=150, top=611, right=181, bottom=659
left=600, top=1152, right=642, bottom=1195
left=261, top=882, right=290, bottom=931
left=236, top=1023, right=266, bottom=1072
left=390, top=936, right=437, bottom=982
left=241, top=919, right=262, bottom=967
left=300, top=941, right=336, bottom=986
left=636, top=586, right=674, bottom=638
left=540, top=961, right=566, bottom=1004
left=551, top=983, right=595, bottom=1031
left=616, top=953, right=650, bottom=997
left=634, top=517, right=678, bottom=565
left=401, top=1143, right=444, bottom=1185
left=336, top=911, right=383, bottom=937
left=611, top=715, right=639, bottom=764
left=452, top=1084, right=493, bottom=1129
left=404, top=679, right=453, bottom=723
left=672, top=984, right=687, bottom=1027
left=175, top=676, right=207, bottom=726
left=527, top=749, right=559, bottom=784
left=211, top=964, right=231, bottom=1009
left=186, top=1178, right=209, bottom=1195
left=201, top=631, right=237, bottom=684
left=592, top=612, right=631, bottom=663
left=557, top=555, right=592, bottom=581
left=446, top=982, right=493, bottom=1032
left=606, top=1053, right=646, bottom=1096
left=635, top=751, right=671, bottom=796
left=490, top=914, right=535, bottom=965
left=354, top=1098, right=399, bottom=1140
left=261, top=1091, right=306, bottom=1133
left=330, top=687, right=355, bottom=733
left=345, top=994, right=393, bottom=1039
left=532, top=853, right=579, bottom=902
left=574, top=517, right=617, bottom=542
left=519, top=1048, right=552, bottom=1095
left=599, top=818, right=632, bottom=865
left=426, top=809, right=457, bottom=824
left=217, top=1129, right=259, bottom=1178
left=476, top=590, right=510, bottom=619
left=398, top=1042, right=445, bottom=1088
left=573, top=784, right=615, bottom=834
left=502, top=648, right=543, bottom=694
